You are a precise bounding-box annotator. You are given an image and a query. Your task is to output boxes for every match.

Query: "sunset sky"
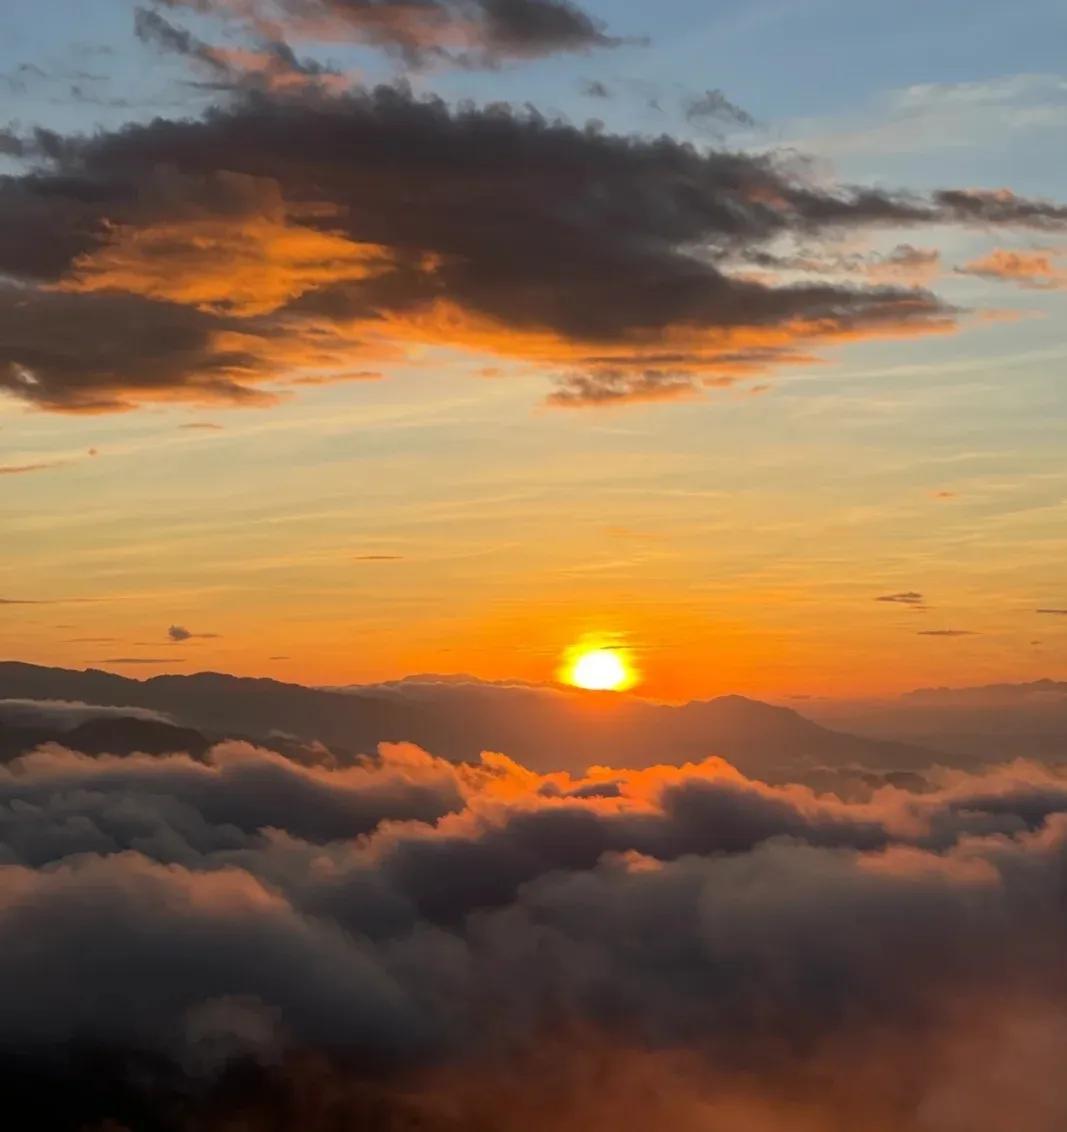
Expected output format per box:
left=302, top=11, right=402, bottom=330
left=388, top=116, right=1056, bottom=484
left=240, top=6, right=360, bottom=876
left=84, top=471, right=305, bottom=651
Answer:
left=2, top=0, right=1066, bottom=699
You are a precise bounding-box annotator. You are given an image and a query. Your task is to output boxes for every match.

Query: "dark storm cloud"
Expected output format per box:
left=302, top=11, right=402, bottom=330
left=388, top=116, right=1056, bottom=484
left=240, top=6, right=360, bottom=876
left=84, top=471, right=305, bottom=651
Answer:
left=683, top=88, right=755, bottom=129
left=2, top=86, right=1067, bottom=411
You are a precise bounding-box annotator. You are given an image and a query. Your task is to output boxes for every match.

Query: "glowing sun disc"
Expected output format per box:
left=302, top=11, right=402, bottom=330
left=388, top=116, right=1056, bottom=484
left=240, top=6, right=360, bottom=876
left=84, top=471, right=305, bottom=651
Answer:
left=562, top=645, right=637, bottom=692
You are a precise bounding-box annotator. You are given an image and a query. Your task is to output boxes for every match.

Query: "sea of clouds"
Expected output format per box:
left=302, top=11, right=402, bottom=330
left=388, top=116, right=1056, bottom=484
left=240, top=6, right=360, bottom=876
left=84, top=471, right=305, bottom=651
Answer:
left=5, top=735, right=1067, bottom=1128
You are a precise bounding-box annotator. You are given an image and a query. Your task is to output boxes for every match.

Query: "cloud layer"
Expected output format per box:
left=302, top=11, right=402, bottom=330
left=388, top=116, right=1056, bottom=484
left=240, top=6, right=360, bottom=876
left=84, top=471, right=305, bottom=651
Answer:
left=6, top=729, right=1067, bottom=1127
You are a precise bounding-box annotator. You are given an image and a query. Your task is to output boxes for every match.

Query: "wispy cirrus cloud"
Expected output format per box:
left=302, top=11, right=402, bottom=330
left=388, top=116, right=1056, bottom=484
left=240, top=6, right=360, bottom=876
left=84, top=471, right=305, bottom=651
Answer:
left=154, top=0, right=630, bottom=68
left=136, top=6, right=350, bottom=94
left=746, top=242, right=942, bottom=285
left=0, top=460, right=64, bottom=475
left=683, top=88, right=756, bottom=130
left=793, top=73, right=1067, bottom=157
left=0, top=595, right=98, bottom=605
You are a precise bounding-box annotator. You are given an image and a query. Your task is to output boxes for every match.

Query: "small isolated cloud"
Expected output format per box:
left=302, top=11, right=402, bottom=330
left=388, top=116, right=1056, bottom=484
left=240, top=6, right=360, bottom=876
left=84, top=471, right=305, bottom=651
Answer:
left=168, top=624, right=221, bottom=641
left=353, top=554, right=405, bottom=561
left=180, top=421, right=223, bottom=430
left=103, top=656, right=186, bottom=664
left=917, top=630, right=978, bottom=637
left=683, top=88, right=756, bottom=129
left=876, top=591, right=926, bottom=606
left=956, top=248, right=1067, bottom=289
left=547, top=370, right=703, bottom=407
left=581, top=79, right=611, bottom=98
left=932, top=490, right=957, bottom=499
left=1037, top=608, right=1067, bottom=616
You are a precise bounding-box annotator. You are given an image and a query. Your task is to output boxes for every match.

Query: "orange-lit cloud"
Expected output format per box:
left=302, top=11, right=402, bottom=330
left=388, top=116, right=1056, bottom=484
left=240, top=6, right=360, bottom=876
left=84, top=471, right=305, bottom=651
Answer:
left=60, top=214, right=394, bottom=316
left=957, top=247, right=1067, bottom=289
left=2, top=88, right=1066, bottom=412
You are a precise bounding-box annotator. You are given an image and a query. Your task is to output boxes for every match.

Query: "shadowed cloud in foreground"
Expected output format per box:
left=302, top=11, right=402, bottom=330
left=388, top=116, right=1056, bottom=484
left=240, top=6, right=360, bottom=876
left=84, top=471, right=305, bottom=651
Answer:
left=2, top=727, right=1067, bottom=1128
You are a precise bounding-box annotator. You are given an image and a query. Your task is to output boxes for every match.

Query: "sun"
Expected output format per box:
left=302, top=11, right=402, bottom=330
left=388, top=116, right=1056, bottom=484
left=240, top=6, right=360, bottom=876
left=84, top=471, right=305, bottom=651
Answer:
left=560, top=641, right=638, bottom=692
left=572, top=650, right=628, bottom=690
